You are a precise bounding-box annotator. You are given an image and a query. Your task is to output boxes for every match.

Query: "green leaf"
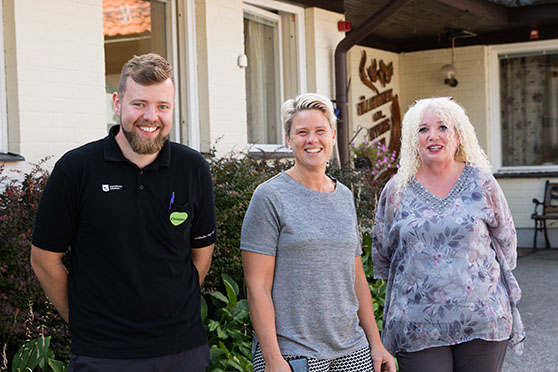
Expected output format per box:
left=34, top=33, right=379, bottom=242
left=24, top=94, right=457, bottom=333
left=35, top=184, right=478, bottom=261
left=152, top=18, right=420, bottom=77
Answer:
left=201, top=295, right=208, bottom=322
left=222, top=273, right=239, bottom=295
left=210, top=291, right=229, bottom=305
left=216, top=326, right=228, bottom=339
left=12, top=336, right=51, bottom=372
left=48, top=358, right=68, bottom=372
left=208, top=319, right=220, bottom=332
left=223, top=279, right=238, bottom=308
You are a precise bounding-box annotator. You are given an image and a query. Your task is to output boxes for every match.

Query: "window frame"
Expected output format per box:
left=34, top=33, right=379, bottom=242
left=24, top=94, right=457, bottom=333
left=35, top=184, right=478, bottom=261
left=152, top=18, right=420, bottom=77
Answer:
left=489, top=40, right=558, bottom=173
left=243, top=5, right=284, bottom=148
left=243, top=0, right=306, bottom=155
left=175, top=0, right=200, bottom=150
left=103, top=0, right=199, bottom=149
left=0, top=0, right=8, bottom=154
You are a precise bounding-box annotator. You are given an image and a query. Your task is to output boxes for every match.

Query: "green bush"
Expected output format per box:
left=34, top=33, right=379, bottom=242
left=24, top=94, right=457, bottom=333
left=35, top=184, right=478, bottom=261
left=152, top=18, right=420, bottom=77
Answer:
left=1, top=152, right=392, bottom=371
left=204, top=153, right=292, bottom=291
left=0, top=162, right=71, bottom=370
left=11, top=336, right=67, bottom=372
left=202, top=274, right=252, bottom=372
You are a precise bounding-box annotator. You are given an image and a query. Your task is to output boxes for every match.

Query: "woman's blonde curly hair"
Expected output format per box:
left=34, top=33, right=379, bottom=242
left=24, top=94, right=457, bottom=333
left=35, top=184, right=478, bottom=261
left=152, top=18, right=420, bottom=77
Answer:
left=396, top=97, right=491, bottom=193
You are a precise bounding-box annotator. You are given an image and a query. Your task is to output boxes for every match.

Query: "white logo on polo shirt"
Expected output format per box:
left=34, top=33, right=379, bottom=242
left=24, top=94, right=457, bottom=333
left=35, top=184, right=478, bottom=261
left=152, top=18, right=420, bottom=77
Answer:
left=102, top=184, right=123, bottom=192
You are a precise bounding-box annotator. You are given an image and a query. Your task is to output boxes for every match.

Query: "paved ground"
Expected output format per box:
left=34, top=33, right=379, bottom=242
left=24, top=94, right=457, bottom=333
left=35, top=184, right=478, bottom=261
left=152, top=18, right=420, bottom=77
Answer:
left=503, top=249, right=558, bottom=372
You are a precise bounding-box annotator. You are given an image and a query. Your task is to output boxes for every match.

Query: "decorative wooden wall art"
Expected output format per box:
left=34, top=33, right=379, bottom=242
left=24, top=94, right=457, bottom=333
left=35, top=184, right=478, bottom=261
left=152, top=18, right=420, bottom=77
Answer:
left=356, top=50, right=401, bottom=153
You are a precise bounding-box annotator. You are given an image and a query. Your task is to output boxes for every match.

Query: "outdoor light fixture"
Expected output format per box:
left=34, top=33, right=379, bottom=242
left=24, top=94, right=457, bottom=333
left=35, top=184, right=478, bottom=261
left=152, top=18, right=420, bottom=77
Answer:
left=439, top=29, right=477, bottom=88
left=441, top=64, right=458, bottom=87
left=441, top=37, right=458, bottom=87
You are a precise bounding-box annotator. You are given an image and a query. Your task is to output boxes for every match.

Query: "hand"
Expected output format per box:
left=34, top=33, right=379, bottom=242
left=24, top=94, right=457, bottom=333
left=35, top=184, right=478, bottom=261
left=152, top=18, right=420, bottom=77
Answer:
left=264, top=358, right=292, bottom=372
left=371, top=344, right=396, bottom=372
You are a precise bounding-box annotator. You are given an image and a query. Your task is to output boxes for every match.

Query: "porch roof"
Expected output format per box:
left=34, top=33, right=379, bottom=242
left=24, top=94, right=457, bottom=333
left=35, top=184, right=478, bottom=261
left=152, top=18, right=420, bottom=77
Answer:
left=289, top=0, right=558, bottom=52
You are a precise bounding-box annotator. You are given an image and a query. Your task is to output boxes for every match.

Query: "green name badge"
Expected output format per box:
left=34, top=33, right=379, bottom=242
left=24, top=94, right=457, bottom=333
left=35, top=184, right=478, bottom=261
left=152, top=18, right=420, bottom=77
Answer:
left=170, top=212, right=188, bottom=226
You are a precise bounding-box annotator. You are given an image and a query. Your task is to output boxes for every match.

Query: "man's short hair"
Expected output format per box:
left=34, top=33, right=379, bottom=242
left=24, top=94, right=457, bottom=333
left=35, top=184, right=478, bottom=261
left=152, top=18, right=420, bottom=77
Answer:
left=118, top=53, right=174, bottom=97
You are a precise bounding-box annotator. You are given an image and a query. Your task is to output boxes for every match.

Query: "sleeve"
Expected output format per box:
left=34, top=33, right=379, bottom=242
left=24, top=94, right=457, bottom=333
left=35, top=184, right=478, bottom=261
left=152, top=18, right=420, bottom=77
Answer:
left=372, top=179, right=397, bottom=280
left=31, top=163, right=79, bottom=253
left=240, top=183, right=281, bottom=256
left=486, top=175, right=517, bottom=271
left=191, top=159, right=217, bottom=248
left=484, top=173, right=525, bottom=354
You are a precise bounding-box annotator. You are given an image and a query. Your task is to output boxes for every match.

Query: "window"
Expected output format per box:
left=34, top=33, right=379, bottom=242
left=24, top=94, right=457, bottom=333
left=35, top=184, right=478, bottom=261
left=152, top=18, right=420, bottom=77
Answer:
left=244, top=8, right=282, bottom=145
left=243, top=0, right=306, bottom=152
left=103, top=0, right=198, bottom=147
left=490, top=41, right=558, bottom=171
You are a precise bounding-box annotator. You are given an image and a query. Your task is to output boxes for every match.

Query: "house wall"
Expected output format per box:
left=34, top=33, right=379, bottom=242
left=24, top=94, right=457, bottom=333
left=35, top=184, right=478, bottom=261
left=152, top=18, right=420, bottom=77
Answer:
left=4, top=0, right=106, bottom=167
left=346, top=43, right=558, bottom=245
left=195, top=0, right=247, bottom=155
left=305, top=8, right=344, bottom=99
left=397, top=45, right=558, bottom=238
left=498, top=177, right=558, bottom=247
left=399, top=45, right=489, bottom=152
left=195, top=1, right=344, bottom=155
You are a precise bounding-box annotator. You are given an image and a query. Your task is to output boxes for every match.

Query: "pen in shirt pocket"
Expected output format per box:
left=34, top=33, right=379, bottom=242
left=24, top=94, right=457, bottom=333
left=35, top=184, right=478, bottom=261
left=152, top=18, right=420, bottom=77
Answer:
left=168, top=192, right=175, bottom=210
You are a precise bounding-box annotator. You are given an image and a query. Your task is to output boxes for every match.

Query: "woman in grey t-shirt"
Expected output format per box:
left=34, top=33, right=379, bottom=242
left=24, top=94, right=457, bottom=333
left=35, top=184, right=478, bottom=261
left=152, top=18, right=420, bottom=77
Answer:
left=241, top=93, right=395, bottom=372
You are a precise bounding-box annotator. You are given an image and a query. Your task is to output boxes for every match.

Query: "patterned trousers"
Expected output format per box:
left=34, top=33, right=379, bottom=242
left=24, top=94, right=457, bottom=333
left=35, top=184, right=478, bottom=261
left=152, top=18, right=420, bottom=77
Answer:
left=252, top=344, right=373, bottom=372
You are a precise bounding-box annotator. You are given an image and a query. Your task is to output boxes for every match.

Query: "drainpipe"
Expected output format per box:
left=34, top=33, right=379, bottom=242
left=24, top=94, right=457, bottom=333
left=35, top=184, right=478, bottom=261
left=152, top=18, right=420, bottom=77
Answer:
left=335, top=0, right=411, bottom=165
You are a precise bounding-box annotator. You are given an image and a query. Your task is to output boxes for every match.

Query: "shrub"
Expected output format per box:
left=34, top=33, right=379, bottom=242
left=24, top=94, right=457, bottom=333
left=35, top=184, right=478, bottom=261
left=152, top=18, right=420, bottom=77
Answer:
left=350, top=139, right=398, bottom=181
left=202, top=274, right=252, bottom=372
left=1, top=151, right=393, bottom=371
left=11, top=335, right=67, bottom=372
left=0, top=162, right=70, bottom=370
left=205, top=153, right=292, bottom=291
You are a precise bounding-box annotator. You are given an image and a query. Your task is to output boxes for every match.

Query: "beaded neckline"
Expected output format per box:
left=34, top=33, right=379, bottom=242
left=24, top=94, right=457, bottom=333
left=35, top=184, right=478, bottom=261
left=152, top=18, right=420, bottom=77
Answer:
left=410, top=165, right=473, bottom=214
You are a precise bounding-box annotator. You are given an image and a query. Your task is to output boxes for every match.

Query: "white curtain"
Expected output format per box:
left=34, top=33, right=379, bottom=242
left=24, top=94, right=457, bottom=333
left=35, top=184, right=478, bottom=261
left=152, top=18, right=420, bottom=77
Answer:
left=244, top=14, right=279, bottom=144
left=500, top=54, right=558, bottom=166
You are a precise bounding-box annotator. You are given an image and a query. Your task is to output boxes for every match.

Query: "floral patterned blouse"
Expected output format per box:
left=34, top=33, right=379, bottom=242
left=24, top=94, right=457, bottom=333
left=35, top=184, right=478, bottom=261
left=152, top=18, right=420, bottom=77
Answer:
left=372, top=165, right=525, bottom=355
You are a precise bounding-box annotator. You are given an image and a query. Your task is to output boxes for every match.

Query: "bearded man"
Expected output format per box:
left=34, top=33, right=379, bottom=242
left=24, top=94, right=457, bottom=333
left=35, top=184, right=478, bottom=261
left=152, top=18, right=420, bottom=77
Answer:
left=31, top=53, right=216, bottom=372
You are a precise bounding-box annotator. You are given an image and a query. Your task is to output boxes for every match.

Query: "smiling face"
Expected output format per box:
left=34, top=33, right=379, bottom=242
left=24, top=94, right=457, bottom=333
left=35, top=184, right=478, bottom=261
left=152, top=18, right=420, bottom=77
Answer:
left=113, top=77, right=174, bottom=155
left=286, top=109, right=336, bottom=172
left=417, top=108, right=460, bottom=166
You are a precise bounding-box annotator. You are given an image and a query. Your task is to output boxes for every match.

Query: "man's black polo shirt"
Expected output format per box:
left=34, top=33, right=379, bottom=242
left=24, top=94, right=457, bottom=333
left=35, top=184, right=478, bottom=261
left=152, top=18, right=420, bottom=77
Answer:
left=32, top=125, right=217, bottom=358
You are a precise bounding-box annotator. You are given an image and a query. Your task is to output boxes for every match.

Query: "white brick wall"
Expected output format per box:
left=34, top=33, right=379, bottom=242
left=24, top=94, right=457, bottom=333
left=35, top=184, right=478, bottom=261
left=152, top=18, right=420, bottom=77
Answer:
left=195, top=2, right=345, bottom=156
left=399, top=46, right=489, bottom=150
left=7, top=0, right=106, bottom=165
left=195, top=0, right=248, bottom=155
left=498, top=178, right=558, bottom=229
left=305, top=8, right=344, bottom=99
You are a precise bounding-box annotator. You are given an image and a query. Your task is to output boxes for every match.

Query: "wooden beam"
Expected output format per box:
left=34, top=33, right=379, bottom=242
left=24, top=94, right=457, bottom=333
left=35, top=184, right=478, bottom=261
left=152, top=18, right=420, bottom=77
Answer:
left=358, top=23, right=558, bottom=53
left=508, top=4, right=558, bottom=25
left=280, top=0, right=344, bottom=14
left=436, top=0, right=509, bottom=23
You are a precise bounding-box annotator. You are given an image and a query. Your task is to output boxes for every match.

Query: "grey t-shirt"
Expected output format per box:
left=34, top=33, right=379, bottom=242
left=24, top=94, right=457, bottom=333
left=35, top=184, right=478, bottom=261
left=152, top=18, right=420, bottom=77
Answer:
left=240, top=171, right=368, bottom=359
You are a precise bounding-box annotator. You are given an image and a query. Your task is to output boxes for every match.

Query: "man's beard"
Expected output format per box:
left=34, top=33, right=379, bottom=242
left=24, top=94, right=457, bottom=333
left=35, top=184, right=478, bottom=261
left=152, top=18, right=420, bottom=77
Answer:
left=121, top=120, right=168, bottom=155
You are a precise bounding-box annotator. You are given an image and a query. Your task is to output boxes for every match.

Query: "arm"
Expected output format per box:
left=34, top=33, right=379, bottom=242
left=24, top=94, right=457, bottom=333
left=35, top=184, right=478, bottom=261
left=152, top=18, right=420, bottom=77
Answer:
left=192, top=244, right=214, bottom=284
left=30, top=245, right=69, bottom=323
left=355, top=256, right=396, bottom=372
left=242, top=251, right=291, bottom=372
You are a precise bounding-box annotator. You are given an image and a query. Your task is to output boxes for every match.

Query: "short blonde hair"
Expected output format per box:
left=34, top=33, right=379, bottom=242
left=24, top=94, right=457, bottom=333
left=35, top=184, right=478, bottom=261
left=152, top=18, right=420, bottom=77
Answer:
left=397, top=97, right=491, bottom=192
left=281, top=93, right=336, bottom=136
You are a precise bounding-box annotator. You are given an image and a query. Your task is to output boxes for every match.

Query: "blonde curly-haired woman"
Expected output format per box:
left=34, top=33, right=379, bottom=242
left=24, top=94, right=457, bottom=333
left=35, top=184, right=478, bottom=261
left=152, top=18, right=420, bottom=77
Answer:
left=372, top=97, right=525, bottom=372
